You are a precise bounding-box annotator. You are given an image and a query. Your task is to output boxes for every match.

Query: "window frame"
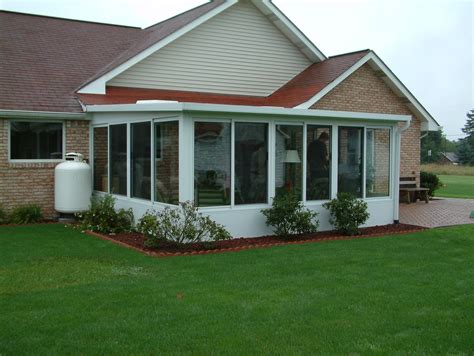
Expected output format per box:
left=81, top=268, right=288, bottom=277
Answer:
left=8, top=119, right=65, bottom=163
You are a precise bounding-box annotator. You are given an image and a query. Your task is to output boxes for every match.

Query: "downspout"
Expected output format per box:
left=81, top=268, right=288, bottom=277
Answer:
left=393, top=119, right=411, bottom=223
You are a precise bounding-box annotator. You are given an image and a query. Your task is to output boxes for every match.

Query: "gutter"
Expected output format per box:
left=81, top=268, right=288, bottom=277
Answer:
left=0, top=110, right=88, bottom=120
left=85, top=102, right=411, bottom=123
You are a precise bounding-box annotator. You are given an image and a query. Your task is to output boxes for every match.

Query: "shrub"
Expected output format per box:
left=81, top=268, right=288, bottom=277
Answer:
left=75, top=194, right=134, bottom=234
left=0, top=205, right=8, bottom=225
left=261, top=192, right=319, bottom=237
left=137, top=201, right=231, bottom=247
left=420, top=171, right=442, bottom=198
left=323, top=193, right=369, bottom=236
left=10, top=204, right=43, bottom=224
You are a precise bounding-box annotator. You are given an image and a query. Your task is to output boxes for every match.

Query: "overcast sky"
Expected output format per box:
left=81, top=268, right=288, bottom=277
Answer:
left=2, top=0, right=473, bottom=138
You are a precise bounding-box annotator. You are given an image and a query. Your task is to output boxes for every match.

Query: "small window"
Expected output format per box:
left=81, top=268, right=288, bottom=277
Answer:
left=10, top=121, right=63, bottom=160
left=109, top=124, right=127, bottom=196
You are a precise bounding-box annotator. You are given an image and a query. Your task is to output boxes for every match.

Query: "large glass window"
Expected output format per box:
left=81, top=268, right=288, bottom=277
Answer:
left=131, top=122, right=151, bottom=200
left=235, top=123, right=268, bottom=205
left=93, top=127, right=108, bottom=192
left=366, top=128, right=391, bottom=197
left=338, top=127, right=363, bottom=197
left=194, top=122, right=231, bottom=207
left=155, top=121, right=179, bottom=205
left=307, top=126, right=331, bottom=200
left=109, top=124, right=127, bottom=196
left=10, top=121, right=62, bottom=160
left=275, top=124, right=303, bottom=199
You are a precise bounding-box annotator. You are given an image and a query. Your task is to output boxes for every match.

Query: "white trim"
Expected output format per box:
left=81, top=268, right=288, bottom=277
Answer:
left=295, top=51, right=439, bottom=131
left=78, top=1, right=238, bottom=94
left=1, top=109, right=86, bottom=120
left=251, top=0, right=326, bottom=62
left=86, top=102, right=411, bottom=123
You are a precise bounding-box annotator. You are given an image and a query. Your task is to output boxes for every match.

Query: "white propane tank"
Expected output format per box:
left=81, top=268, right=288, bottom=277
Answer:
left=55, top=153, right=92, bottom=213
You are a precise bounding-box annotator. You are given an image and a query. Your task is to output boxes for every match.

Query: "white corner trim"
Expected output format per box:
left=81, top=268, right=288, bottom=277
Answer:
left=252, top=0, right=326, bottom=62
left=78, top=0, right=238, bottom=95
left=295, top=51, right=439, bottom=131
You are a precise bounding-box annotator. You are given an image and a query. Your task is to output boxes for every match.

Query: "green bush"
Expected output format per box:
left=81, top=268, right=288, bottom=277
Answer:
left=137, top=201, right=231, bottom=247
left=10, top=204, right=43, bottom=224
left=0, top=205, right=8, bottom=225
left=323, top=193, right=369, bottom=236
left=261, top=192, right=319, bottom=237
left=420, top=171, right=442, bottom=198
left=75, top=194, right=134, bottom=234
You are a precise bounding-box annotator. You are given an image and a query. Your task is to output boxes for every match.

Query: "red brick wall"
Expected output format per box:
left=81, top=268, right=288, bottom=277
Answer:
left=312, top=63, right=422, bottom=181
left=0, top=119, right=90, bottom=219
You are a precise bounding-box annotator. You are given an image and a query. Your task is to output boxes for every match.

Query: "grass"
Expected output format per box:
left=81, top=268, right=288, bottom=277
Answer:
left=436, top=175, right=474, bottom=199
left=1, top=224, right=473, bottom=354
left=422, top=163, right=474, bottom=176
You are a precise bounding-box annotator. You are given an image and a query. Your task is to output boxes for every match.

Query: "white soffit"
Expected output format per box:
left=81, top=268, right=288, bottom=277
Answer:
left=296, top=51, right=440, bottom=131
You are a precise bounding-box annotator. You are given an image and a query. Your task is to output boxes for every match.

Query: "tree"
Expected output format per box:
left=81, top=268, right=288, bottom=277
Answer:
left=420, top=127, right=457, bottom=164
left=462, top=109, right=474, bottom=145
left=458, top=110, right=474, bottom=165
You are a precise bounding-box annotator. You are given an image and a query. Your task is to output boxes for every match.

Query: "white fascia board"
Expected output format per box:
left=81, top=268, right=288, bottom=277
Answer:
left=86, top=102, right=410, bottom=123
left=296, top=51, right=440, bottom=131
left=252, top=0, right=326, bottom=62
left=77, top=0, right=238, bottom=95
left=0, top=109, right=88, bottom=120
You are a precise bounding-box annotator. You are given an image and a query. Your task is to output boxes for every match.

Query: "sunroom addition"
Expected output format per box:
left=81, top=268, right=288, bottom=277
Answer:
left=89, top=102, right=409, bottom=237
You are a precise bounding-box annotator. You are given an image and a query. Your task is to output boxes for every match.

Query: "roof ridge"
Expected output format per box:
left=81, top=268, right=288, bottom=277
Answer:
left=0, top=10, right=141, bottom=29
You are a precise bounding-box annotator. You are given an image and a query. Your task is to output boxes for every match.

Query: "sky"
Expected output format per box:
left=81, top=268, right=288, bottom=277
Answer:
left=1, top=0, right=473, bottom=138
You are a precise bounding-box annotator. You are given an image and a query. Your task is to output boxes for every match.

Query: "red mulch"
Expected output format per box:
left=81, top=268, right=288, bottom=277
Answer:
left=85, top=223, right=425, bottom=257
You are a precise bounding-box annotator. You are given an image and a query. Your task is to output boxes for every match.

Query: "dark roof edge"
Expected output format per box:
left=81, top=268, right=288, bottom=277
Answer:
left=0, top=10, right=141, bottom=29
left=328, top=49, right=371, bottom=59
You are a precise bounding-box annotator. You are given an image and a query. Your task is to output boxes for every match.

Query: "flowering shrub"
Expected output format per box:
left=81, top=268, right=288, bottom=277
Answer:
left=323, top=193, right=369, bottom=235
left=137, top=201, right=231, bottom=247
left=261, top=192, right=319, bottom=237
left=75, top=194, right=134, bottom=234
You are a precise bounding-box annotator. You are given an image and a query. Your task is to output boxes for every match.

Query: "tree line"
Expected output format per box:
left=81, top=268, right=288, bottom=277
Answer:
left=421, top=110, right=474, bottom=165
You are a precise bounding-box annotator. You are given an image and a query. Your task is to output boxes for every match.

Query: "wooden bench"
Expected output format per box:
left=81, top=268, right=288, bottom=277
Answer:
left=400, top=176, right=429, bottom=204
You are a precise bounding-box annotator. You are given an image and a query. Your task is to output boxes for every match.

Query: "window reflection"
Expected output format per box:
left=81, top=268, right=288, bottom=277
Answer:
left=155, top=121, right=179, bottom=205
left=307, top=126, right=331, bottom=200
left=366, top=128, right=390, bottom=197
left=235, top=123, right=268, bottom=204
left=109, top=124, right=127, bottom=196
left=194, top=122, right=231, bottom=207
left=131, top=122, right=151, bottom=200
left=338, top=127, right=363, bottom=197
left=93, top=127, right=108, bottom=192
left=275, top=125, right=303, bottom=199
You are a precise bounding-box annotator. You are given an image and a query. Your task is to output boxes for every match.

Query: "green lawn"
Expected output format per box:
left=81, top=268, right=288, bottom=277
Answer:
left=437, top=175, right=474, bottom=199
left=1, top=225, right=473, bottom=354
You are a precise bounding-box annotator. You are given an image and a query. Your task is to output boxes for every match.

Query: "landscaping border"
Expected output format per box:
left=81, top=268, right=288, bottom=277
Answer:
left=85, top=224, right=425, bottom=258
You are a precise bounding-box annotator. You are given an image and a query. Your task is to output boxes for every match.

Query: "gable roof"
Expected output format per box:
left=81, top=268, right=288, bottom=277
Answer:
left=78, top=0, right=326, bottom=94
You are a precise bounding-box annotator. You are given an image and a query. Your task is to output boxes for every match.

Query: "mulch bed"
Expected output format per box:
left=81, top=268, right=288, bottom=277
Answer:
left=85, top=223, right=425, bottom=257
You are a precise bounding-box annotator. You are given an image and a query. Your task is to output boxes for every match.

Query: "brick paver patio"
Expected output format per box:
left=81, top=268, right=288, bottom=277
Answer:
left=400, top=198, right=474, bottom=228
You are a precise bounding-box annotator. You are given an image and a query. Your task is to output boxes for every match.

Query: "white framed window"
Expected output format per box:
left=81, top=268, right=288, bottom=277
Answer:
left=9, top=121, right=64, bottom=161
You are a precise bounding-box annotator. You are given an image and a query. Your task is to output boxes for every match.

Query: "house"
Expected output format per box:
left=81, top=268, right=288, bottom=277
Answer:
left=438, top=152, right=459, bottom=165
left=0, top=0, right=439, bottom=237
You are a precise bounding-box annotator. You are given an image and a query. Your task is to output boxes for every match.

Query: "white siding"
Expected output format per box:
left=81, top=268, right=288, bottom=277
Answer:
left=108, top=1, right=312, bottom=96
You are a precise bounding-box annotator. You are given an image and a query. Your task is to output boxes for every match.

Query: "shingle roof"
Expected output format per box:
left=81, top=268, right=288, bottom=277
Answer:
left=78, top=50, right=370, bottom=108
left=1, top=6, right=368, bottom=113
left=0, top=2, right=224, bottom=113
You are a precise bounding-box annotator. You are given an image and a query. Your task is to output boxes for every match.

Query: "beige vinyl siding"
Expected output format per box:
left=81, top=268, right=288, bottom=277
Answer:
left=108, top=1, right=312, bottom=96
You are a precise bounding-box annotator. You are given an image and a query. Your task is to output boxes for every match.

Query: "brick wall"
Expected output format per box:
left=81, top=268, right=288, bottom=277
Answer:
left=312, top=63, right=422, bottom=181
left=0, top=119, right=90, bottom=219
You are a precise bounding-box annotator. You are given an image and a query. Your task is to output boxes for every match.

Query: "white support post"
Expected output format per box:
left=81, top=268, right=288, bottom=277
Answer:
left=179, top=113, right=194, bottom=203
left=330, top=124, right=338, bottom=199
